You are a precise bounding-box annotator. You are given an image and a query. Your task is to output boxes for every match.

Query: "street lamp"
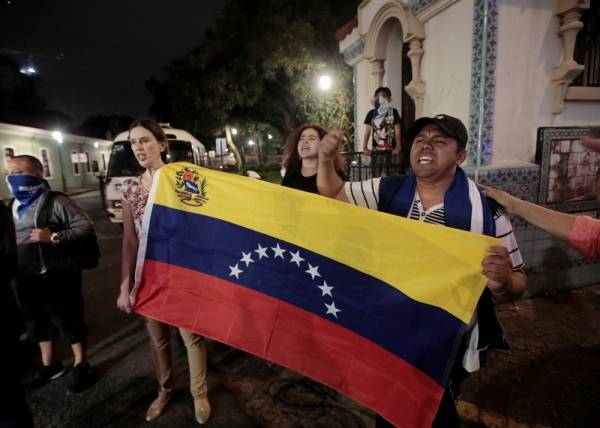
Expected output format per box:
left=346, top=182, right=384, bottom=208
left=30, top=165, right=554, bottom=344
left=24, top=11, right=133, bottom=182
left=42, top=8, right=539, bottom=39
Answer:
left=19, top=55, right=37, bottom=75
left=52, top=131, right=63, bottom=143
left=231, top=128, right=238, bottom=136
left=267, top=134, right=273, bottom=140
left=318, top=74, right=332, bottom=91
left=248, top=139, right=255, bottom=146
left=20, top=65, right=36, bottom=75
left=52, top=130, right=67, bottom=191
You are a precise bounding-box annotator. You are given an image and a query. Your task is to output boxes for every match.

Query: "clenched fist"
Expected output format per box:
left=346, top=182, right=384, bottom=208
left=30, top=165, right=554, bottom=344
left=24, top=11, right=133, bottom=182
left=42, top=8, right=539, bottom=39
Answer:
left=482, top=246, right=513, bottom=295
left=319, top=129, right=346, bottom=162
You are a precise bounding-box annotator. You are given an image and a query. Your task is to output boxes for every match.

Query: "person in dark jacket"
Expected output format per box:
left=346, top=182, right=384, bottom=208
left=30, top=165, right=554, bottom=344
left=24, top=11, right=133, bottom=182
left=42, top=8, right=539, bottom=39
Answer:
left=0, top=201, right=33, bottom=427
left=7, top=155, right=96, bottom=393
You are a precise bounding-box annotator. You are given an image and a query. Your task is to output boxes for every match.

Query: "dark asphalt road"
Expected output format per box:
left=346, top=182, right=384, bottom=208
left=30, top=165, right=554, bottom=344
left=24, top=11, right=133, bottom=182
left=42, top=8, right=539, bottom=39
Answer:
left=22, top=190, right=374, bottom=428
left=22, top=190, right=597, bottom=428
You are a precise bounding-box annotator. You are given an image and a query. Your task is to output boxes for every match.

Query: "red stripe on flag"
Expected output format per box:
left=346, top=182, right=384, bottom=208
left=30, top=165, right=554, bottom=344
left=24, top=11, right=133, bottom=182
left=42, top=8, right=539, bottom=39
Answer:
left=134, top=260, right=443, bottom=427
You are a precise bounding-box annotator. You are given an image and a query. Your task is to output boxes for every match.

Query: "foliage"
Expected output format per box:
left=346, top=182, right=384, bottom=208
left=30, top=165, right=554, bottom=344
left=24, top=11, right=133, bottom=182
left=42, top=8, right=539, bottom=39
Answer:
left=77, top=114, right=134, bottom=140
left=150, top=0, right=359, bottom=164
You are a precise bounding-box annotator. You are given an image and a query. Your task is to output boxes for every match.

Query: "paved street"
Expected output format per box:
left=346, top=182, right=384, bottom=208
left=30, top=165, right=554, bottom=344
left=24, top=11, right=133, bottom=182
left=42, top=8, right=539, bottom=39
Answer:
left=19, top=190, right=600, bottom=428
left=22, top=190, right=374, bottom=428
left=458, top=285, right=600, bottom=428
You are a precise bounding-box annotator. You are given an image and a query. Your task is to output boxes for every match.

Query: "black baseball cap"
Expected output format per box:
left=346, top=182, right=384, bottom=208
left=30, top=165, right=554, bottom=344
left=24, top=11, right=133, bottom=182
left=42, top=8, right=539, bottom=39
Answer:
left=409, top=114, right=469, bottom=149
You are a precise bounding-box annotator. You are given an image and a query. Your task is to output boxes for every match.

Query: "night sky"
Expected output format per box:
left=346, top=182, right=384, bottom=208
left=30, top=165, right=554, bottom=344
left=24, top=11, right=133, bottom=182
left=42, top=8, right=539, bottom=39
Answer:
left=0, top=0, right=225, bottom=125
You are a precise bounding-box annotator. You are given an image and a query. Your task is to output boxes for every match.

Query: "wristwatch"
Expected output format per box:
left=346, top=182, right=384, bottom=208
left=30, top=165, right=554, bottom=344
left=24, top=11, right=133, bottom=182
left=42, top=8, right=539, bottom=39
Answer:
left=50, top=232, right=60, bottom=245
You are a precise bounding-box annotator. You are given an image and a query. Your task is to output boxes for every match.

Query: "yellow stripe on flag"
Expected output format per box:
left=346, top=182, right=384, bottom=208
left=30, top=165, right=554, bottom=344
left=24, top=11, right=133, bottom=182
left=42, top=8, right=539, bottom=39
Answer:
left=151, top=163, right=498, bottom=324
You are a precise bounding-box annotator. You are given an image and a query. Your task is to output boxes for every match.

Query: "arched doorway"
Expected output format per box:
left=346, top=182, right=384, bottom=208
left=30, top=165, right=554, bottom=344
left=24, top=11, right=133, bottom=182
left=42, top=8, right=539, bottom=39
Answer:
left=374, top=17, right=416, bottom=158
left=401, top=41, right=415, bottom=150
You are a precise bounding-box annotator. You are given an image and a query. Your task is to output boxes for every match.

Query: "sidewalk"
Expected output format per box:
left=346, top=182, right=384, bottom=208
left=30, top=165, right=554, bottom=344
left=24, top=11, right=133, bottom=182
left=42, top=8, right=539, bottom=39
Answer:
left=66, top=186, right=99, bottom=196
left=457, top=285, right=600, bottom=428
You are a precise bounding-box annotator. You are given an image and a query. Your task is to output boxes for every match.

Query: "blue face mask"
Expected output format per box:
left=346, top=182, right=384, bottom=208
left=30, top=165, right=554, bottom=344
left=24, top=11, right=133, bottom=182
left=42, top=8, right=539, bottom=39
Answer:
left=6, top=174, right=50, bottom=218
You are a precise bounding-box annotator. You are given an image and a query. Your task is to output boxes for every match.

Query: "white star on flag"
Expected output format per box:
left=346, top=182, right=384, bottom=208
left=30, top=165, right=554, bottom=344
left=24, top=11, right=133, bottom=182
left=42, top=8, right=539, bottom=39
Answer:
left=229, top=264, right=243, bottom=279
left=240, top=251, right=254, bottom=267
left=324, top=301, right=341, bottom=318
left=255, top=244, right=269, bottom=259
left=318, top=281, right=334, bottom=297
left=271, top=243, right=286, bottom=259
left=305, top=263, right=321, bottom=280
left=289, top=250, right=305, bottom=267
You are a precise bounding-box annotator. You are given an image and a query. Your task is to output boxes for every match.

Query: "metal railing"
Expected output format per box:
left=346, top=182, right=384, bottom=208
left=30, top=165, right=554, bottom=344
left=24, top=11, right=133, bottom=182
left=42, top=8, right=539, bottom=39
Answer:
left=574, top=2, right=600, bottom=87
left=341, top=151, right=407, bottom=181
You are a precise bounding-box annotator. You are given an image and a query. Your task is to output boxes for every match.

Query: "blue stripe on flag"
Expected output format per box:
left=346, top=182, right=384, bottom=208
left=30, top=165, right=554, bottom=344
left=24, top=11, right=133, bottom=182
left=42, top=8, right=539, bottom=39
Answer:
left=145, top=204, right=465, bottom=384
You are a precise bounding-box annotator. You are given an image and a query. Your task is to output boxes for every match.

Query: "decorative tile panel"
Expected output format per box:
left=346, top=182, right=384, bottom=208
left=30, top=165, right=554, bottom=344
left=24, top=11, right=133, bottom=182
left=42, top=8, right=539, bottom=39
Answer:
left=467, top=0, right=498, bottom=167
left=412, top=0, right=441, bottom=14
left=341, top=38, right=365, bottom=64
left=468, top=162, right=599, bottom=293
left=468, top=166, right=539, bottom=200
left=353, top=64, right=359, bottom=149
left=467, top=165, right=540, bottom=231
left=536, top=127, right=599, bottom=213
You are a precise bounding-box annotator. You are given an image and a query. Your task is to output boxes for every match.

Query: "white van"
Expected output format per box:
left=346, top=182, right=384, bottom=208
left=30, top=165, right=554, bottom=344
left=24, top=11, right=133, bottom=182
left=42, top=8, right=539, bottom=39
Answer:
left=103, top=124, right=208, bottom=222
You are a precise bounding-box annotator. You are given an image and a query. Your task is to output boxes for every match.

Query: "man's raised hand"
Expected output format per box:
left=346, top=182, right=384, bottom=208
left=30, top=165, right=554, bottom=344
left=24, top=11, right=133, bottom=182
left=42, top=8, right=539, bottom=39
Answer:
left=319, top=130, right=345, bottom=162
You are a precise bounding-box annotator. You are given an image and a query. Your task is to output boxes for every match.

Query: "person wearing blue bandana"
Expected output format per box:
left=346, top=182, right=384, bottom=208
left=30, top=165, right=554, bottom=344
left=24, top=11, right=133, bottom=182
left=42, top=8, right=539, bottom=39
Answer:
left=362, top=87, right=402, bottom=177
left=7, top=155, right=97, bottom=394
left=6, top=174, right=50, bottom=219
left=318, top=115, right=528, bottom=427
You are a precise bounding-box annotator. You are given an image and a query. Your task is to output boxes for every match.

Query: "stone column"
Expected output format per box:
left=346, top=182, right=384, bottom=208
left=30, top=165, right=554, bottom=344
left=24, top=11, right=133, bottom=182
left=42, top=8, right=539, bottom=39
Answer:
left=551, top=0, right=590, bottom=113
left=404, top=38, right=426, bottom=118
left=370, top=59, right=385, bottom=88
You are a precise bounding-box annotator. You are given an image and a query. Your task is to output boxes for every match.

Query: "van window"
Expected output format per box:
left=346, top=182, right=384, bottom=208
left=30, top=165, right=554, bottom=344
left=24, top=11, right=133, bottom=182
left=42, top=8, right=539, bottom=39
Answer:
left=107, top=140, right=195, bottom=178
left=166, top=140, right=194, bottom=163
left=107, top=141, right=144, bottom=178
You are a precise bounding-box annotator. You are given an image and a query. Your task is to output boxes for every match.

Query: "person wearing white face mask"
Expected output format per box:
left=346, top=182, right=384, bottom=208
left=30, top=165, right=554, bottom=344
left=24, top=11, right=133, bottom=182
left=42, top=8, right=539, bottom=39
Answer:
left=362, top=87, right=402, bottom=178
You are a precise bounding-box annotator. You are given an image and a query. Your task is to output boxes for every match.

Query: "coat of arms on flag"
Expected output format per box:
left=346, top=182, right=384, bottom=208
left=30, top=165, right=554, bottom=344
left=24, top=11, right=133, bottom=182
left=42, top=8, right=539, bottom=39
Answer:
left=175, top=166, right=208, bottom=206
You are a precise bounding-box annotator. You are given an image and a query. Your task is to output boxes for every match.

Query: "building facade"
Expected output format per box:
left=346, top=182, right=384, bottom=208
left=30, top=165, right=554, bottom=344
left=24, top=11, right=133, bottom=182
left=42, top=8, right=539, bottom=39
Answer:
left=0, top=122, right=112, bottom=200
left=339, top=0, right=600, bottom=294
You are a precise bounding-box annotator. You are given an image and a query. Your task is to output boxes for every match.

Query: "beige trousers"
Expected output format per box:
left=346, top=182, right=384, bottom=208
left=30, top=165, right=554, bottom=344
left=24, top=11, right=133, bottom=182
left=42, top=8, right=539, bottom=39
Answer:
left=145, top=318, right=208, bottom=399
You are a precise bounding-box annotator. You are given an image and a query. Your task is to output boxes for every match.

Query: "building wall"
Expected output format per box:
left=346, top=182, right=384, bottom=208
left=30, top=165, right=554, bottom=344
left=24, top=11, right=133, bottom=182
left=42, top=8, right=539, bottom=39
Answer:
left=476, top=163, right=600, bottom=295
left=354, top=60, right=375, bottom=151
left=0, top=123, right=111, bottom=200
left=384, top=21, right=404, bottom=114
left=486, top=1, right=600, bottom=292
left=341, top=0, right=600, bottom=294
left=421, top=0, right=474, bottom=122
left=494, top=0, right=600, bottom=166
left=357, top=0, right=410, bottom=36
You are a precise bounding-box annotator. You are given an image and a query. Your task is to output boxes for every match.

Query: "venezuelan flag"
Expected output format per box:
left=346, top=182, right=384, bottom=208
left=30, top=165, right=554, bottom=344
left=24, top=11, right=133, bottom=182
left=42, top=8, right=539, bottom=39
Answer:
left=132, top=163, right=497, bottom=427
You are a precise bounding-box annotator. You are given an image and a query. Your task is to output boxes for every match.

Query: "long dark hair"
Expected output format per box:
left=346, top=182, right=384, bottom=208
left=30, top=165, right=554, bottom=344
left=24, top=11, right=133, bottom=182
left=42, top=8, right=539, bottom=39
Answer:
left=128, top=119, right=169, bottom=162
left=283, top=124, right=346, bottom=175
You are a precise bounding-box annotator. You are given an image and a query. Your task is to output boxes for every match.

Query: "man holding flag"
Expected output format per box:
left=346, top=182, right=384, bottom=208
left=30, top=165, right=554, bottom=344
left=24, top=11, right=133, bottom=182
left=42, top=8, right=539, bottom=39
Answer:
left=317, top=114, right=528, bottom=427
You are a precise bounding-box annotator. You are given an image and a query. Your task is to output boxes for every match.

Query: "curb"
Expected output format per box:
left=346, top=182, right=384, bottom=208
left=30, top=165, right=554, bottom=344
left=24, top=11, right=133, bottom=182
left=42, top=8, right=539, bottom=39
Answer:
left=67, top=188, right=99, bottom=197
left=457, top=400, right=551, bottom=428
